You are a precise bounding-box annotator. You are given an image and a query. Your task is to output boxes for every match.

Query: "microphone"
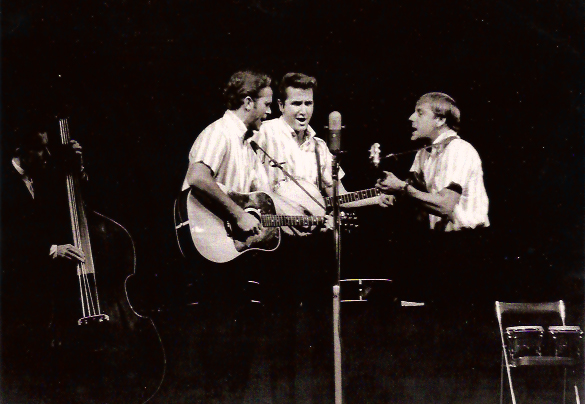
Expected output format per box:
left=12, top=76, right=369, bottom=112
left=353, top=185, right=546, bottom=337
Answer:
left=328, top=111, right=342, bottom=154
left=249, top=140, right=260, bottom=153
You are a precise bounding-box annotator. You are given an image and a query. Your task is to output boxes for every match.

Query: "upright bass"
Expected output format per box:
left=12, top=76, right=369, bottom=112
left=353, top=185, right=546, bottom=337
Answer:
left=50, top=118, right=165, bottom=403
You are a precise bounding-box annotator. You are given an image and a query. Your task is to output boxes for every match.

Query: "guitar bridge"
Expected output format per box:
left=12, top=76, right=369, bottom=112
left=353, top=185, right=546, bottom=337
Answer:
left=78, top=314, right=110, bottom=326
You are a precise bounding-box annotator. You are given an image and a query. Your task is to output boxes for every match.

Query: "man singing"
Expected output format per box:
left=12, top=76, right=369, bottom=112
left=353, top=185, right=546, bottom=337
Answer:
left=252, top=72, right=386, bottom=404
left=376, top=92, right=490, bottom=394
left=180, top=70, right=273, bottom=403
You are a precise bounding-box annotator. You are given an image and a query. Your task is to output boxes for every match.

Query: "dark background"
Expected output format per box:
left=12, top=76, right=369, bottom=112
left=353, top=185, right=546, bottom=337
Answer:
left=3, top=0, right=584, bottom=305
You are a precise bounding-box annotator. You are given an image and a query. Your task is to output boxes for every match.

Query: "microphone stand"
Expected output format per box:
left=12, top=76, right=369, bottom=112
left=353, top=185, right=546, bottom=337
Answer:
left=331, top=150, right=343, bottom=404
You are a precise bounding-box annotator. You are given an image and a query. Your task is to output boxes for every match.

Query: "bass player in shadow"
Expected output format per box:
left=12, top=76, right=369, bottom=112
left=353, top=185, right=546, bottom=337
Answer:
left=1, top=122, right=165, bottom=404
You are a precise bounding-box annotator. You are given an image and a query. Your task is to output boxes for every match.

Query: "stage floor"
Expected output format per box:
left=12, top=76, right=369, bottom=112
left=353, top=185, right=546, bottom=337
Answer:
left=150, top=297, right=584, bottom=404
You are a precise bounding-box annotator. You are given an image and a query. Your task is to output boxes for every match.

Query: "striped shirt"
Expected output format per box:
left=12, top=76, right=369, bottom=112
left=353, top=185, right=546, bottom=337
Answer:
left=252, top=117, right=344, bottom=192
left=182, top=110, right=269, bottom=193
left=410, top=129, right=490, bottom=231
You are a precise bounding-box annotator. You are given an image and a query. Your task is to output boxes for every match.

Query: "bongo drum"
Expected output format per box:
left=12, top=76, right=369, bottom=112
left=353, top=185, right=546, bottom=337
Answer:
left=548, top=325, right=583, bottom=359
left=505, top=325, right=545, bottom=358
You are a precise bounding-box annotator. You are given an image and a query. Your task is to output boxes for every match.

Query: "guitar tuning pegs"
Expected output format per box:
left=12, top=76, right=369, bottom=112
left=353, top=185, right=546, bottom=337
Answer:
left=369, top=143, right=381, bottom=168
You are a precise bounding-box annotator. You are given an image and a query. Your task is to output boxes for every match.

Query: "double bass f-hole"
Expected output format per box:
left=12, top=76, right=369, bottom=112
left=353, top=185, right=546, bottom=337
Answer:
left=59, top=119, right=109, bottom=326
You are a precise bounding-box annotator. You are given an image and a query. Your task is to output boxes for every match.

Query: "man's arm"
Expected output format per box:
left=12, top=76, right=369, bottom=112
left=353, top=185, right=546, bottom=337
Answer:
left=185, top=162, right=261, bottom=235
left=376, top=171, right=460, bottom=219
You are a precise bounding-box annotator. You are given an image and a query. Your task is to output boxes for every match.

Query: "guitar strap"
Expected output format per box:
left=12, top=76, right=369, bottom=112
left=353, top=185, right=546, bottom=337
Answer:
left=315, top=143, right=324, bottom=197
left=252, top=140, right=326, bottom=210
left=411, top=135, right=459, bottom=192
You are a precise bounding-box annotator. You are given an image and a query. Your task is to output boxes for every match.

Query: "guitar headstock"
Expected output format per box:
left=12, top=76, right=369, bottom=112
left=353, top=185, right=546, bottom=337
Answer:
left=369, top=143, right=381, bottom=168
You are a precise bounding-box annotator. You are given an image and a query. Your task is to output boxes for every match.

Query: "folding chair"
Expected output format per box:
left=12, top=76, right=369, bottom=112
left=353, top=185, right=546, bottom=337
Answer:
left=496, top=300, right=583, bottom=404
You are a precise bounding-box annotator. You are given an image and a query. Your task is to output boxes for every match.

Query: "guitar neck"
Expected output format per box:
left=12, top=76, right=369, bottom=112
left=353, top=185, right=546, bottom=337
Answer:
left=261, top=215, right=325, bottom=228
left=325, top=188, right=380, bottom=208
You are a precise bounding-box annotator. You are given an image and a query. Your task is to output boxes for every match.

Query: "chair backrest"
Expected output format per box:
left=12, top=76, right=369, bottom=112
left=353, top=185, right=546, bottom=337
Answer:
left=496, top=300, right=565, bottom=326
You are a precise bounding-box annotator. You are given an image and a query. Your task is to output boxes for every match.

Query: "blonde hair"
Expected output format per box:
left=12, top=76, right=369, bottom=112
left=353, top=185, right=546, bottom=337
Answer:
left=418, top=92, right=461, bottom=131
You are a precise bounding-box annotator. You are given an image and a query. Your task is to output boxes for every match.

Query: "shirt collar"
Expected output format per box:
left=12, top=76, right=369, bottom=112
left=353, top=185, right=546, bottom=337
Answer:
left=432, top=129, right=459, bottom=145
left=12, top=157, right=26, bottom=176
left=12, top=157, right=35, bottom=198
left=278, top=116, right=316, bottom=141
left=224, top=109, right=251, bottom=140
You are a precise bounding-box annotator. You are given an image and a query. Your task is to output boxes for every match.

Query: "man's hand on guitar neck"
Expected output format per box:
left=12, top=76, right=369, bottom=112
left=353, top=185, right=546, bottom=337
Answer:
left=320, top=215, right=334, bottom=232
left=378, top=194, right=395, bottom=208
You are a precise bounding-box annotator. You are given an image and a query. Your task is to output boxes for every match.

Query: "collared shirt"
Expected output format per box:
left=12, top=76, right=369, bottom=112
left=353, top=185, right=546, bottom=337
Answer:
left=12, top=158, right=35, bottom=198
left=182, top=110, right=269, bottom=193
left=252, top=117, right=344, bottom=192
left=410, top=129, right=490, bottom=231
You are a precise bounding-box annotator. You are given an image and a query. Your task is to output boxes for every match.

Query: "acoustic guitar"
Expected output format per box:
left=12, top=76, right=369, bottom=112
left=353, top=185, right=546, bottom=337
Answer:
left=272, top=178, right=378, bottom=235
left=174, top=184, right=335, bottom=263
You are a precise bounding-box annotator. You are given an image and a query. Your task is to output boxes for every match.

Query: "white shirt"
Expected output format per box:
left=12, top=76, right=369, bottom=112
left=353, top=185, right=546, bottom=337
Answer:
left=252, top=117, right=344, bottom=192
left=182, top=110, right=269, bottom=193
left=410, top=129, right=490, bottom=231
left=12, top=158, right=35, bottom=198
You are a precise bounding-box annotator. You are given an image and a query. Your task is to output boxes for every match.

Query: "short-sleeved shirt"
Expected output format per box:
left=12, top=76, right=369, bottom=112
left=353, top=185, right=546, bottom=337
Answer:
left=410, top=129, right=490, bottom=231
left=182, top=110, right=269, bottom=193
left=252, top=117, right=344, bottom=193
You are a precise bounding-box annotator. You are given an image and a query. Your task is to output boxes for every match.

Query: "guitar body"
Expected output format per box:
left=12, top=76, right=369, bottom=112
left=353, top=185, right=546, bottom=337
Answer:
left=174, top=186, right=281, bottom=263
left=49, top=211, right=166, bottom=404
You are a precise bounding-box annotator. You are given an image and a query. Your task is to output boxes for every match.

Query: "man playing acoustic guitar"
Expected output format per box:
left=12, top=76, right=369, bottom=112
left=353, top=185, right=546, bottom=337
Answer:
left=180, top=70, right=273, bottom=403
left=252, top=72, right=391, bottom=404
left=375, top=92, right=489, bottom=297
left=375, top=92, right=490, bottom=391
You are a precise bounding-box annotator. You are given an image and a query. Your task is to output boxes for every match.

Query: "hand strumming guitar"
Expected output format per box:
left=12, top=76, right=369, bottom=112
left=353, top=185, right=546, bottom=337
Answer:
left=234, top=211, right=263, bottom=237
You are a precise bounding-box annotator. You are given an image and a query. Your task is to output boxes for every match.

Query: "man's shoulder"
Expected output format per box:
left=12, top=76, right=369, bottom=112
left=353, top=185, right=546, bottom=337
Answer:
left=194, top=114, right=236, bottom=142
left=312, top=134, right=327, bottom=145
left=259, top=118, right=287, bottom=133
left=201, top=113, right=230, bottom=133
left=448, top=137, right=480, bottom=154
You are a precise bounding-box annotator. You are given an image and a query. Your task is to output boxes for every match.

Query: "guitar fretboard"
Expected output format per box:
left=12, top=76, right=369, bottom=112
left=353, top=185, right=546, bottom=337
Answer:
left=325, top=188, right=380, bottom=207
left=261, top=215, right=325, bottom=227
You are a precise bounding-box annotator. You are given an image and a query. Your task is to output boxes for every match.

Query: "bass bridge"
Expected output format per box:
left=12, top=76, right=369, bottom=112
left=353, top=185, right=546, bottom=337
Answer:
left=78, top=314, right=110, bottom=326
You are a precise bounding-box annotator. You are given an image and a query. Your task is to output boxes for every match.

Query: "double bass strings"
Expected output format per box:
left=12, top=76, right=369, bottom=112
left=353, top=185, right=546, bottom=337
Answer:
left=59, top=119, right=102, bottom=321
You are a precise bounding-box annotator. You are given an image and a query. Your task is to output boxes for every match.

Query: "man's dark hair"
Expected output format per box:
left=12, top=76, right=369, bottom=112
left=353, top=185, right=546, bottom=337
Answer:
left=16, top=128, right=50, bottom=155
left=418, top=92, right=461, bottom=131
left=278, top=72, right=317, bottom=102
left=223, top=70, right=272, bottom=110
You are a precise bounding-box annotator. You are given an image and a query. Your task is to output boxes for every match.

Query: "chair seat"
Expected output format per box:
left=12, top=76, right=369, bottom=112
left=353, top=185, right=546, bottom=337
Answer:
left=510, top=356, right=576, bottom=367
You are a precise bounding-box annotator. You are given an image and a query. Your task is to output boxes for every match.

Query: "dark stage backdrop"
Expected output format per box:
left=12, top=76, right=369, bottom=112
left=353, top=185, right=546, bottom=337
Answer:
left=3, top=0, right=584, bottom=307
